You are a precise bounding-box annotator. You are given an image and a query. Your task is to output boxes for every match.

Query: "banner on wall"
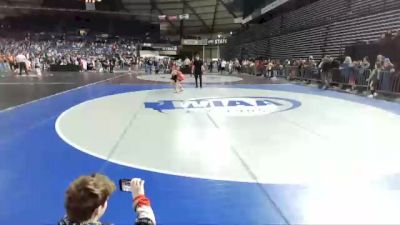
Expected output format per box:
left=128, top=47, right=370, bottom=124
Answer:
left=182, top=38, right=227, bottom=46
left=159, top=46, right=178, bottom=56
left=181, top=39, right=208, bottom=46
left=207, top=38, right=228, bottom=45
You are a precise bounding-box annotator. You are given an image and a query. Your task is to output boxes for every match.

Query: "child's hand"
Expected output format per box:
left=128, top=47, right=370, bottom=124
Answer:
left=130, top=178, right=145, bottom=198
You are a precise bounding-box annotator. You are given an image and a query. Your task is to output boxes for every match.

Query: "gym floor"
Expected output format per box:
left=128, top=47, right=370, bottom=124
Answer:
left=1, top=71, right=400, bottom=225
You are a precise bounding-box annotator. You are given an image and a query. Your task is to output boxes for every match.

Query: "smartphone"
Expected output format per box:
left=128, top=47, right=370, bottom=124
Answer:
left=119, top=179, right=131, bottom=192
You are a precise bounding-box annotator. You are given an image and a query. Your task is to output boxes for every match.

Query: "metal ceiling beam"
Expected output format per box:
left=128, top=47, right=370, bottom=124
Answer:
left=181, top=11, right=228, bottom=15
left=217, top=0, right=237, bottom=18
left=187, top=23, right=239, bottom=28
left=182, top=0, right=212, bottom=32
left=183, top=4, right=216, bottom=9
left=124, top=1, right=182, bottom=5
left=124, top=2, right=216, bottom=8
left=211, top=0, right=219, bottom=32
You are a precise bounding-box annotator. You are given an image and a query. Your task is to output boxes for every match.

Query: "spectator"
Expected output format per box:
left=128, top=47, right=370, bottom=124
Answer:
left=183, top=57, right=191, bottom=74
left=361, top=57, right=371, bottom=69
left=319, top=56, right=332, bottom=89
left=266, top=60, right=273, bottom=78
left=341, top=56, right=354, bottom=88
left=109, top=56, right=116, bottom=73
left=367, top=62, right=383, bottom=98
left=208, top=60, right=213, bottom=73
left=381, top=57, right=396, bottom=91
left=33, top=55, right=42, bottom=76
left=255, top=60, right=263, bottom=76
left=58, top=174, right=156, bottom=225
left=228, top=60, right=234, bottom=75
left=383, top=57, right=395, bottom=72
left=234, top=59, right=241, bottom=74
left=304, top=56, right=316, bottom=82
left=0, top=54, right=6, bottom=73
left=375, top=55, right=385, bottom=69
left=15, top=52, right=29, bottom=76
left=298, top=59, right=305, bottom=79
left=220, top=59, right=227, bottom=74
left=192, top=56, right=204, bottom=88
left=330, top=57, right=341, bottom=83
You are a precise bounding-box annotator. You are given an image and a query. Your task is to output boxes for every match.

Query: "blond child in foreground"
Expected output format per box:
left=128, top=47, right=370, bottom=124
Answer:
left=58, top=174, right=156, bottom=225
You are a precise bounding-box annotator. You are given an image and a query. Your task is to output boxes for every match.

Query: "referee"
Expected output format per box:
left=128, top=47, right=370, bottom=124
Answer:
left=192, top=56, right=204, bottom=88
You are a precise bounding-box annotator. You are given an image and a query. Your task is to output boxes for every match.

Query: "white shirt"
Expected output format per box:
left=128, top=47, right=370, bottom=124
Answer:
left=221, top=61, right=226, bottom=68
left=16, top=54, right=27, bottom=63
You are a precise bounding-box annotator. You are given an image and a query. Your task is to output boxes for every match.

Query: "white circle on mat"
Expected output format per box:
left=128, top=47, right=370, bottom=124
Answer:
left=55, top=88, right=400, bottom=185
left=136, top=74, right=243, bottom=83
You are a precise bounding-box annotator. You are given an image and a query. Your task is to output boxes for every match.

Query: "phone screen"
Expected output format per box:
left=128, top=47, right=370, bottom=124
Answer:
left=119, top=179, right=131, bottom=192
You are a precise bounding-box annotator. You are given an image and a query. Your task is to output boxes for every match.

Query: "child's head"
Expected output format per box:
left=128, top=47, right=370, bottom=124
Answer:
left=64, top=173, right=116, bottom=223
left=377, top=54, right=385, bottom=62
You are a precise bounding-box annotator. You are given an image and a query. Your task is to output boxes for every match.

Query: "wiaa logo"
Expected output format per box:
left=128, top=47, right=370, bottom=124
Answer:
left=144, top=97, right=301, bottom=116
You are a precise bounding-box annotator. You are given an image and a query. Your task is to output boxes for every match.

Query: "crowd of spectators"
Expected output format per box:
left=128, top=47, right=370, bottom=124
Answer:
left=0, top=34, right=192, bottom=77
left=1, top=31, right=400, bottom=96
left=0, top=34, right=139, bottom=75
left=151, top=53, right=399, bottom=96
left=209, top=54, right=399, bottom=97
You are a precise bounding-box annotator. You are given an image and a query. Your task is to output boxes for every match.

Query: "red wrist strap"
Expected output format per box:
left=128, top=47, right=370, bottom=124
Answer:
left=133, top=194, right=145, bottom=202
left=133, top=195, right=151, bottom=211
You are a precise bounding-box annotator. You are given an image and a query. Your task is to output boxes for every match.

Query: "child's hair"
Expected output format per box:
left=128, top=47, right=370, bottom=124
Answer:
left=65, top=173, right=116, bottom=223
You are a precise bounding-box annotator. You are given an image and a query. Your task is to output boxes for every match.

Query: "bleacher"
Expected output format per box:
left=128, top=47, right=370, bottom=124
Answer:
left=325, top=9, right=400, bottom=58
left=281, top=0, right=348, bottom=33
left=222, top=0, right=400, bottom=60
left=384, top=0, right=400, bottom=9
left=350, top=0, right=385, bottom=16
left=270, top=26, right=326, bottom=60
left=262, top=16, right=282, bottom=37
left=243, top=39, right=270, bottom=59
